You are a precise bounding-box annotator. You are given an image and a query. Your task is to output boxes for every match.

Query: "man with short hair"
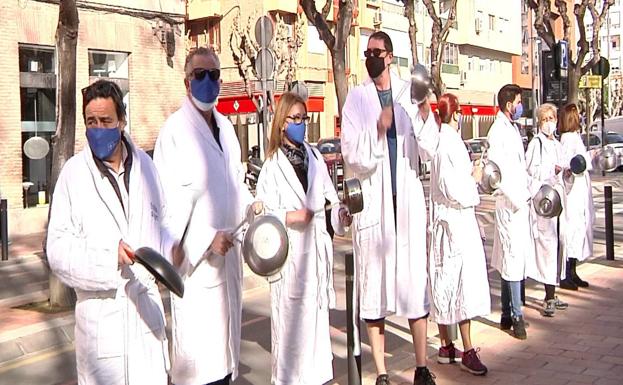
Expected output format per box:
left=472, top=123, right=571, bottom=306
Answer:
left=341, top=31, right=438, bottom=385
left=154, top=47, right=257, bottom=385
left=47, top=79, right=175, bottom=385
left=486, top=84, right=535, bottom=340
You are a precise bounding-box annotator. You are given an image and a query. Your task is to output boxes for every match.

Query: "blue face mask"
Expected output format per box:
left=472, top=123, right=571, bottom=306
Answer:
left=86, top=127, right=121, bottom=160
left=190, top=76, right=220, bottom=111
left=285, top=122, right=306, bottom=144
left=512, top=103, right=523, bottom=121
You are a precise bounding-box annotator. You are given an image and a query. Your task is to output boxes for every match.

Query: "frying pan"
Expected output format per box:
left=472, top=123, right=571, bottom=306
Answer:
left=134, top=247, right=185, bottom=297
left=321, top=177, right=364, bottom=215
left=533, top=184, right=563, bottom=218
left=241, top=214, right=289, bottom=277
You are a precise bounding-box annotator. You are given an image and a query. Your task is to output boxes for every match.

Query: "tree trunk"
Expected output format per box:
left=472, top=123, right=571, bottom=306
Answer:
left=331, top=49, right=348, bottom=117
left=568, top=64, right=581, bottom=106
left=404, top=0, right=419, bottom=65
left=47, top=0, right=79, bottom=308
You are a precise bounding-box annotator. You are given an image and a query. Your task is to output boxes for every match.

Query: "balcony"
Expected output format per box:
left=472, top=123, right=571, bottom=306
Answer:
left=187, top=0, right=221, bottom=20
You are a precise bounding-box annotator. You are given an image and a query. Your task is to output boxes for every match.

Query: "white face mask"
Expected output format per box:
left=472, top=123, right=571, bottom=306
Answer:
left=541, top=121, right=556, bottom=136
left=191, top=95, right=217, bottom=111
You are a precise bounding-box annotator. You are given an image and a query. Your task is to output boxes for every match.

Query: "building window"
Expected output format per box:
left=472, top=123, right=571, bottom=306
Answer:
left=479, top=58, right=486, bottom=72
left=489, top=14, right=495, bottom=31
left=467, top=56, right=473, bottom=71
left=308, top=25, right=325, bottom=54
left=19, top=45, right=56, bottom=208
left=88, top=50, right=130, bottom=133
left=442, top=43, right=458, bottom=65
left=187, top=17, right=221, bottom=52
left=612, top=36, right=620, bottom=50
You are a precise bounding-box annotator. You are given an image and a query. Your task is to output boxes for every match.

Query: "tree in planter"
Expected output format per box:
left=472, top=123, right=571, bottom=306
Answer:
left=528, top=0, right=615, bottom=106
left=300, top=0, right=353, bottom=116
left=47, top=0, right=79, bottom=308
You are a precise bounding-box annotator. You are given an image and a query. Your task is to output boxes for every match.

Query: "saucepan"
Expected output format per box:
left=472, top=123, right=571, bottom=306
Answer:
left=476, top=140, right=502, bottom=195
left=410, top=63, right=432, bottom=105
left=596, top=146, right=619, bottom=172
left=570, top=154, right=587, bottom=175
left=320, top=177, right=364, bottom=215
left=533, top=184, right=563, bottom=218
left=241, top=214, right=289, bottom=277
left=134, top=247, right=185, bottom=297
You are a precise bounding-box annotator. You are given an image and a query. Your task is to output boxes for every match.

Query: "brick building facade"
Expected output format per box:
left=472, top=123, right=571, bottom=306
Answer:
left=0, top=0, right=186, bottom=236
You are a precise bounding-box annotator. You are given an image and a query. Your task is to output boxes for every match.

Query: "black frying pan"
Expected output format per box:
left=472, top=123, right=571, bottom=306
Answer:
left=134, top=247, right=185, bottom=298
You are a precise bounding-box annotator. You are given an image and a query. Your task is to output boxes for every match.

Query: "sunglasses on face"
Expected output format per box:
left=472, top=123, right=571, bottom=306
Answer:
left=287, top=114, right=310, bottom=124
left=364, top=48, right=388, bottom=58
left=192, top=68, right=220, bottom=81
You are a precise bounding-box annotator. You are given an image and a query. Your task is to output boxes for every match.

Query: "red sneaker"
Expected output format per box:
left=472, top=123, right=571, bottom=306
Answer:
left=461, top=348, right=488, bottom=375
left=437, top=342, right=463, bottom=364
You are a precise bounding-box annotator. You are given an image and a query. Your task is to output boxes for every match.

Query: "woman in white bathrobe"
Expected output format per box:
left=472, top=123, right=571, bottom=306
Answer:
left=429, top=93, right=490, bottom=376
left=525, top=103, right=569, bottom=317
left=255, top=92, right=352, bottom=385
left=558, top=103, right=595, bottom=289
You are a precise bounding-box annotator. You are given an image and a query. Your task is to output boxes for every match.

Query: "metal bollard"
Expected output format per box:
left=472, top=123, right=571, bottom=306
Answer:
left=605, top=185, right=615, bottom=261
left=345, top=251, right=361, bottom=385
left=1, top=199, right=8, bottom=261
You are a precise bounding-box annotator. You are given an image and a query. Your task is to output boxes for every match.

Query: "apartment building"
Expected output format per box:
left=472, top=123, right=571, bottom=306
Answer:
left=0, top=0, right=186, bottom=236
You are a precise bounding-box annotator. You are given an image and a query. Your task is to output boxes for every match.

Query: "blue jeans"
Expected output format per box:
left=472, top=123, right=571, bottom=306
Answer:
left=501, top=278, right=523, bottom=318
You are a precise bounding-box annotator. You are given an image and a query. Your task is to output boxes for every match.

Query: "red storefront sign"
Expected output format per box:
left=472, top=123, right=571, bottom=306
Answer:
left=217, top=95, right=325, bottom=115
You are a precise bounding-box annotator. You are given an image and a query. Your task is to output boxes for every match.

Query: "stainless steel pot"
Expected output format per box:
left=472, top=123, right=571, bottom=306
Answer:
left=242, top=214, right=289, bottom=277
left=533, top=184, right=563, bottom=218
left=597, top=146, right=619, bottom=172
left=342, top=178, right=364, bottom=214
left=410, top=64, right=432, bottom=105
left=134, top=247, right=185, bottom=297
left=478, top=160, right=502, bottom=195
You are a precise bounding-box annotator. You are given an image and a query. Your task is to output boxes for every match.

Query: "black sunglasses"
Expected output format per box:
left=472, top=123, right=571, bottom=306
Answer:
left=192, top=68, right=220, bottom=81
left=363, top=48, right=388, bottom=58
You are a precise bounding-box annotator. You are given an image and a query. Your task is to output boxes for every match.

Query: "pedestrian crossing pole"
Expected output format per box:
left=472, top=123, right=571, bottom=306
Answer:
left=605, top=185, right=614, bottom=260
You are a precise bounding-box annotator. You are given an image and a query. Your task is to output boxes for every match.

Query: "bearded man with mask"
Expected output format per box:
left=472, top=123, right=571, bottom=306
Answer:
left=153, top=47, right=257, bottom=385
left=341, top=31, right=439, bottom=385
left=486, top=84, right=535, bottom=340
left=47, top=79, right=178, bottom=385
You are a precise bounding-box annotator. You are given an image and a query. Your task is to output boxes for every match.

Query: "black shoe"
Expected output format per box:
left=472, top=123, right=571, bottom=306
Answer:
left=414, top=367, right=436, bottom=385
left=560, top=278, right=578, bottom=291
left=376, top=374, right=391, bottom=385
left=512, top=316, right=527, bottom=340
left=572, top=274, right=589, bottom=288
left=500, top=314, right=512, bottom=330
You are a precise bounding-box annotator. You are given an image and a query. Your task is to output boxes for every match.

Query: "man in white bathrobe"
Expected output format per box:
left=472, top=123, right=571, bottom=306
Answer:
left=487, top=84, right=535, bottom=340
left=47, top=80, right=174, bottom=385
left=153, top=47, right=256, bottom=385
left=341, top=31, right=439, bottom=385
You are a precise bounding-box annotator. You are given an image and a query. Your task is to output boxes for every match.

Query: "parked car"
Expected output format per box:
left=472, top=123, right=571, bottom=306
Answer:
left=316, top=137, right=344, bottom=187
left=581, top=130, right=623, bottom=171
left=590, top=116, right=623, bottom=136
left=464, top=137, right=487, bottom=161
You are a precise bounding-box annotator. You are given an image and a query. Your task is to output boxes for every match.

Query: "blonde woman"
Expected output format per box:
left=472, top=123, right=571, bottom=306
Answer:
left=255, top=92, right=352, bottom=385
left=525, top=103, right=568, bottom=316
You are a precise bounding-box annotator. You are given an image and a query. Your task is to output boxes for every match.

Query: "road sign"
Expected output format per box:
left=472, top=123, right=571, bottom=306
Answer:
left=580, top=75, right=602, bottom=89
left=593, top=57, right=610, bottom=79
left=254, top=47, right=275, bottom=80
left=254, top=16, right=274, bottom=48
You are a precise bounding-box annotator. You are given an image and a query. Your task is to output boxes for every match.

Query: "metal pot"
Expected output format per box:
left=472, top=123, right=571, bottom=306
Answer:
left=242, top=214, right=289, bottom=277
left=410, top=64, right=432, bottom=105
left=134, top=247, right=185, bottom=298
left=597, top=146, right=619, bottom=172
left=533, top=184, right=563, bottom=218
left=570, top=154, right=587, bottom=175
left=478, top=160, right=502, bottom=195
left=342, top=178, right=364, bottom=215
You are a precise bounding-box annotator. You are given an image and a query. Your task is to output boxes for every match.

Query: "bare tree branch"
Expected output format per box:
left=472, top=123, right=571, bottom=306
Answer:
left=423, top=0, right=457, bottom=99
left=321, top=0, right=332, bottom=19
left=555, top=0, right=571, bottom=42
left=403, top=0, right=419, bottom=64
left=301, top=0, right=336, bottom=50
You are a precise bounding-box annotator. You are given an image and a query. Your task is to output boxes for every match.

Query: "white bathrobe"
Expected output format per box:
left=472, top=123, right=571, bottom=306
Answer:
left=153, top=97, right=254, bottom=385
left=429, top=124, right=491, bottom=324
left=525, top=133, right=567, bottom=285
left=341, top=72, right=439, bottom=320
left=559, top=131, right=595, bottom=262
left=256, top=144, right=345, bottom=385
left=47, top=135, right=172, bottom=385
left=487, top=111, right=535, bottom=281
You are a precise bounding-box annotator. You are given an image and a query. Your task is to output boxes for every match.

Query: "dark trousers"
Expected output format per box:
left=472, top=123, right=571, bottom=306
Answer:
left=191, top=374, right=231, bottom=385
